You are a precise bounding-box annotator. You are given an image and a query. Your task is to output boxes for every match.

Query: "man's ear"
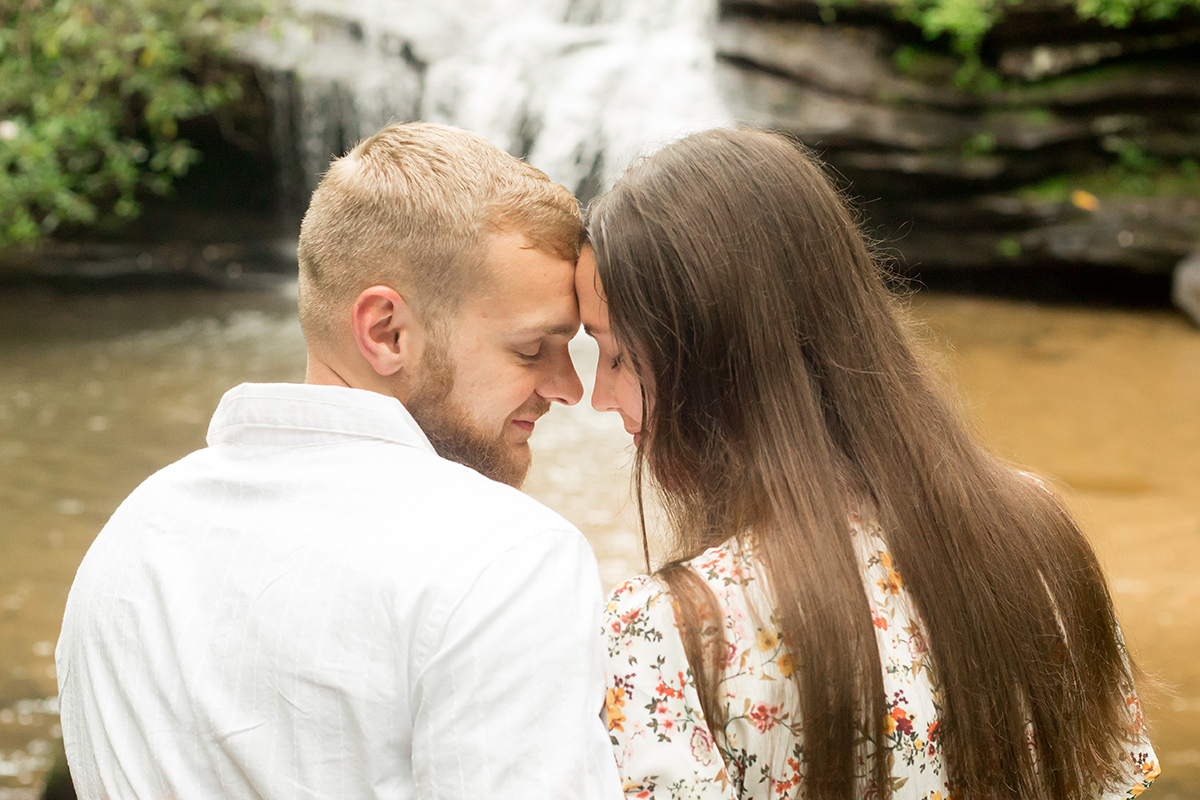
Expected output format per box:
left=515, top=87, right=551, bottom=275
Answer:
left=350, top=286, right=421, bottom=377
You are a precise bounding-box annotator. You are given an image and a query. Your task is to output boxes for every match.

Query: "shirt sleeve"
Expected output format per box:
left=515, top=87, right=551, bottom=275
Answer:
left=602, top=576, right=736, bottom=800
left=410, top=527, right=623, bottom=800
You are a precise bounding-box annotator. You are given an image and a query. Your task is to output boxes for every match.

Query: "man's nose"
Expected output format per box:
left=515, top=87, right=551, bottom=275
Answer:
left=540, top=345, right=584, bottom=406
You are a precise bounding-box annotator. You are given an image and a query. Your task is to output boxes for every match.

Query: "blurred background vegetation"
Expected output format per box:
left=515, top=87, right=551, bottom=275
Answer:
left=888, top=0, right=1200, bottom=63
left=0, top=0, right=270, bottom=248
left=2, top=0, right=1199, bottom=249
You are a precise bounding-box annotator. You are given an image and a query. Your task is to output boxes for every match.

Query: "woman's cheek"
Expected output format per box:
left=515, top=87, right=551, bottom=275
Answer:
left=618, top=372, right=645, bottom=424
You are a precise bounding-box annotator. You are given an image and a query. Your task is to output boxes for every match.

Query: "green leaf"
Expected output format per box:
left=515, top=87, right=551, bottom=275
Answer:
left=0, top=0, right=269, bottom=247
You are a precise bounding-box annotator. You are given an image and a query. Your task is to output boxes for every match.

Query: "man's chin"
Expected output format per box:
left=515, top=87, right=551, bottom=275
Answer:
left=506, top=454, right=533, bottom=489
left=479, top=447, right=531, bottom=488
left=404, top=351, right=531, bottom=486
left=412, top=410, right=531, bottom=487
left=432, top=433, right=529, bottom=487
left=492, top=440, right=532, bottom=488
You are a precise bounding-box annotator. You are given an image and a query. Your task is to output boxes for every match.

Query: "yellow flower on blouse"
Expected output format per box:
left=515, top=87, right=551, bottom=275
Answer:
left=600, top=526, right=1158, bottom=800
left=755, top=628, right=780, bottom=652
left=606, top=686, right=627, bottom=732
left=877, top=552, right=903, bottom=595
left=777, top=653, right=795, bottom=678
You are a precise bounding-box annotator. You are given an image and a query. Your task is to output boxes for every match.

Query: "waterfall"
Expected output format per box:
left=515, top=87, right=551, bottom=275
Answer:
left=243, top=0, right=731, bottom=203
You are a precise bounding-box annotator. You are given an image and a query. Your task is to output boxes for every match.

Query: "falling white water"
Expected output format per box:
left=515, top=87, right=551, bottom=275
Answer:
left=243, top=0, right=731, bottom=199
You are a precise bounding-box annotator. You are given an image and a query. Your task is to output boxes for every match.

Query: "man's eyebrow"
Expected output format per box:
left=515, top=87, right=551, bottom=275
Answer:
left=513, top=322, right=580, bottom=338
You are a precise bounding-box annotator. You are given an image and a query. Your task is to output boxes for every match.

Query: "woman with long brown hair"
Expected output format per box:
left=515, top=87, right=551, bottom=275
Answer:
left=578, top=127, right=1158, bottom=800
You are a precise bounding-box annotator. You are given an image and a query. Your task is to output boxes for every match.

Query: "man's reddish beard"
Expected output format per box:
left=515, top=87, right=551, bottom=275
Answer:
left=405, top=339, right=547, bottom=488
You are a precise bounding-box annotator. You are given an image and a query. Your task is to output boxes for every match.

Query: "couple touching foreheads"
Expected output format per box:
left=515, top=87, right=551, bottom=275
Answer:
left=57, top=123, right=1157, bottom=800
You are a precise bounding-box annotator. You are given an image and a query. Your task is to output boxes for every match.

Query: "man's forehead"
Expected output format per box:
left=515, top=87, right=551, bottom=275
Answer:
left=482, top=229, right=575, bottom=277
left=458, top=278, right=579, bottom=335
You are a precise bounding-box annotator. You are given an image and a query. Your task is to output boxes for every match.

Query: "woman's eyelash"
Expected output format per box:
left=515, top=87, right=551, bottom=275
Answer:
left=610, top=353, right=624, bottom=369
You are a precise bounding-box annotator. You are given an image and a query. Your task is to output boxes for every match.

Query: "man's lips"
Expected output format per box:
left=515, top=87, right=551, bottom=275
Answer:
left=511, top=419, right=537, bottom=433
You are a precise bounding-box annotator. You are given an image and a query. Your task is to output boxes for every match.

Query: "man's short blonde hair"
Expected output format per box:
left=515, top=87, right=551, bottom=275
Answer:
left=297, top=122, right=581, bottom=348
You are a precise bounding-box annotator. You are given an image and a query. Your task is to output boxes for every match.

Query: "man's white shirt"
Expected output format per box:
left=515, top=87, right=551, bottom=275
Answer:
left=57, top=382, right=623, bottom=799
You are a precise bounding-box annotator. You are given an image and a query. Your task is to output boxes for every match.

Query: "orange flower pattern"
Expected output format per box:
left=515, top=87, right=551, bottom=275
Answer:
left=602, top=518, right=1159, bottom=799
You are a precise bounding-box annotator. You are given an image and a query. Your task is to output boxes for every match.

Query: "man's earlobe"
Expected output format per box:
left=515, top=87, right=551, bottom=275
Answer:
left=351, top=286, right=419, bottom=377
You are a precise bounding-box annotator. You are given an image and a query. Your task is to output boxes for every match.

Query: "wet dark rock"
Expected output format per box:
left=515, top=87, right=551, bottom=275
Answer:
left=998, top=65, right=1200, bottom=108
left=719, top=64, right=983, bottom=150
left=1173, top=248, right=1200, bottom=325
left=717, top=19, right=909, bottom=102
left=720, top=63, right=1092, bottom=152
left=0, top=210, right=299, bottom=292
left=717, top=1, right=1200, bottom=319
left=724, top=0, right=900, bottom=25
left=719, top=17, right=1200, bottom=112
left=995, top=26, right=1200, bottom=80
left=0, top=239, right=297, bottom=291
left=20, top=0, right=1200, bottom=320
left=1019, top=199, right=1200, bottom=270
left=873, top=196, right=1200, bottom=272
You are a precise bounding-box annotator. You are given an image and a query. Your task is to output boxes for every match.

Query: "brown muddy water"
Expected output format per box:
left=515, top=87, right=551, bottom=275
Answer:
left=0, top=285, right=1196, bottom=798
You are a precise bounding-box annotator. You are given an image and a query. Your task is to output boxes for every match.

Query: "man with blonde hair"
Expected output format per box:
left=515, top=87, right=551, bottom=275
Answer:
left=57, top=122, right=623, bottom=799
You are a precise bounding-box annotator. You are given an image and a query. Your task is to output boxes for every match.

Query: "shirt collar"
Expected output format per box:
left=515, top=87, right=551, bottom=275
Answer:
left=206, top=382, right=435, bottom=454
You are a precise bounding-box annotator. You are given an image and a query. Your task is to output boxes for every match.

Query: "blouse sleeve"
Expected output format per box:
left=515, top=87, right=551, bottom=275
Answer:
left=1098, top=692, right=1159, bottom=799
left=601, top=575, right=736, bottom=800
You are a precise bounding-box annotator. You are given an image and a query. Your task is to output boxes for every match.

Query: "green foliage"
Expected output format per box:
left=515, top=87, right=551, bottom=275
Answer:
left=1111, top=137, right=1159, bottom=174
left=962, top=131, right=998, bottom=156
left=843, top=0, right=1200, bottom=87
left=896, top=0, right=999, bottom=57
left=1015, top=159, right=1200, bottom=203
left=1104, top=137, right=1161, bottom=194
left=892, top=44, right=959, bottom=82
left=892, top=0, right=1200, bottom=57
left=1074, top=0, right=1200, bottom=25
left=0, top=0, right=269, bottom=247
left=997, top=237, right=1022, bottom=257
left=1020, top=108, right=1056, bottom=124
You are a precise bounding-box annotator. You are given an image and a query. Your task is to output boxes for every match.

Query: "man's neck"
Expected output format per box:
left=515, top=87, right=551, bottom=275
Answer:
left=305, top=354, right=353, bottom=388
left=305, top=352, right=412, bottom=408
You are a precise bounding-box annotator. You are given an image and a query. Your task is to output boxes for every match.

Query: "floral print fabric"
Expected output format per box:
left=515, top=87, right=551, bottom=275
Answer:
left=602, top=519, right=1159, bottom=799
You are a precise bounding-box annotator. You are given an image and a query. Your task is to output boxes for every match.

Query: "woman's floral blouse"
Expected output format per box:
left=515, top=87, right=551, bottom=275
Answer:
left=602, top=518, right=1159, bottom=799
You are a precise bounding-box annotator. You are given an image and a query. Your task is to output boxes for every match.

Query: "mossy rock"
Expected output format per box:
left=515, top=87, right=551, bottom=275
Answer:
left=1016, top=160, right=1200, bottom=202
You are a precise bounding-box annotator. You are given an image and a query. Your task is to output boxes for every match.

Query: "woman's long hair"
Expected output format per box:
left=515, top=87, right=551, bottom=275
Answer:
left=586, top=127, right=1136, bottom=800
